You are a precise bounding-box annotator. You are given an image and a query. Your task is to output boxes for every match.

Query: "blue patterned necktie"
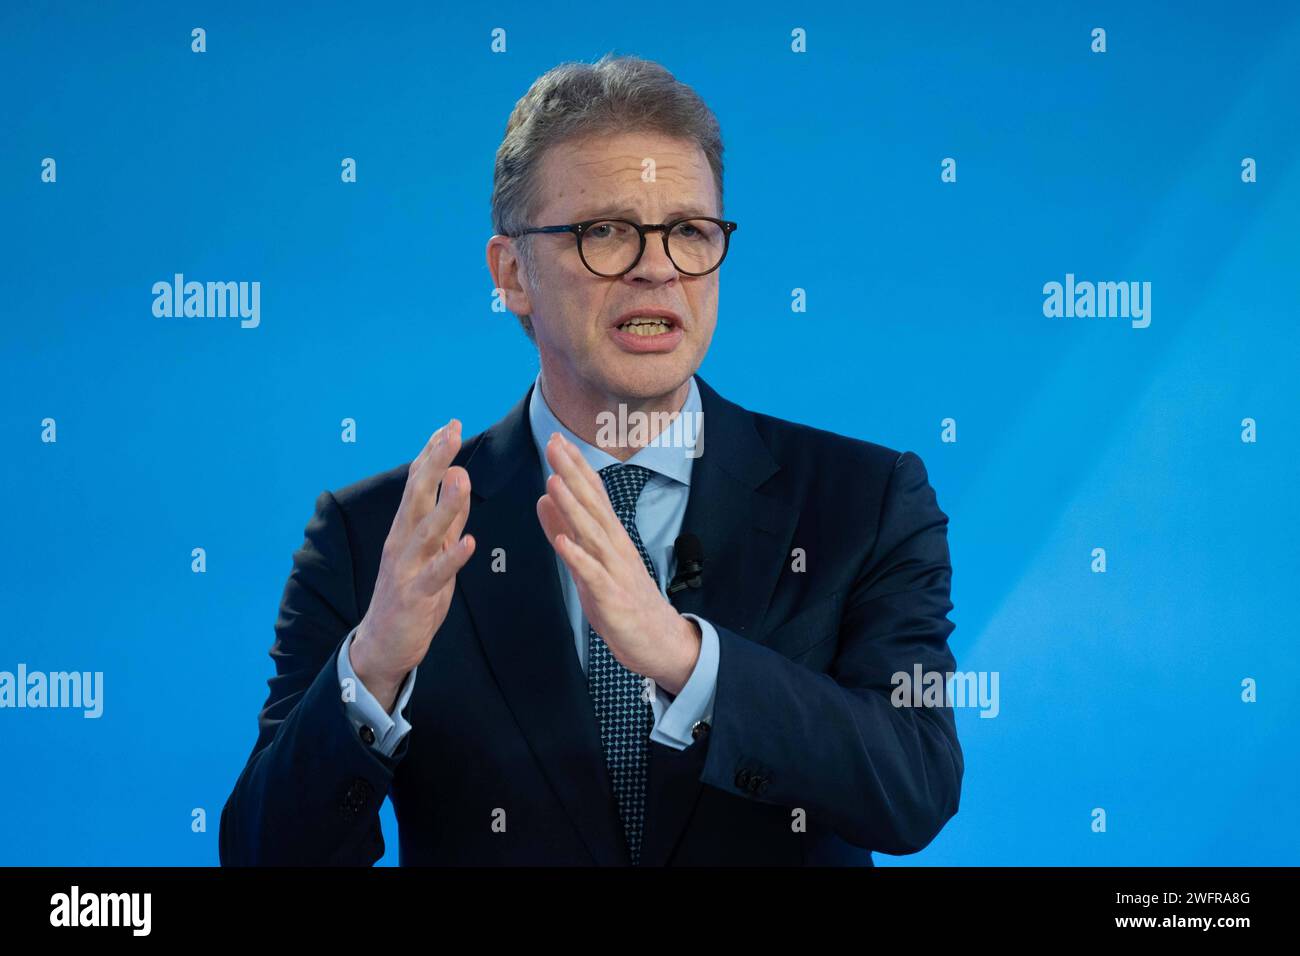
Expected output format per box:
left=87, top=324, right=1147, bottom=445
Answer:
left=588, top=462, right=658, bottom=866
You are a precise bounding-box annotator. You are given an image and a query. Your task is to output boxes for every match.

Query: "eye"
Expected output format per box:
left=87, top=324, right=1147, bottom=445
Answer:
left=585, top=220, right=635, bottom=241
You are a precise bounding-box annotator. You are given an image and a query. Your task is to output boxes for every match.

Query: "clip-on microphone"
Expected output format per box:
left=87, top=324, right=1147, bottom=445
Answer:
left=667, top=532, right=704, bottom=594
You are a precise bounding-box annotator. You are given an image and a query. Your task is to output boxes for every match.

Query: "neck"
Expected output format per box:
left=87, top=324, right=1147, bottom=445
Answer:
left=539, top=367, right=691, bottom=463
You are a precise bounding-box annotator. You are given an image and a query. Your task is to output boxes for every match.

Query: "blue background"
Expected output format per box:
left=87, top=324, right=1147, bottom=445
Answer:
left=2, top=1, right=1296, bottom=865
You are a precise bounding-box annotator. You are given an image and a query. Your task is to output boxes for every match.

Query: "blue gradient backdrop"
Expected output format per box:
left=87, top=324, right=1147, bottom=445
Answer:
left=2, top=1, right=1296, bottom=865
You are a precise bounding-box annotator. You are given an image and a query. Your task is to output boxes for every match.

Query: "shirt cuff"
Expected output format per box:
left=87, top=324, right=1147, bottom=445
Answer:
left=649, top=613, right=718, bottom=749
left=336, top=625, right=416, bottom=758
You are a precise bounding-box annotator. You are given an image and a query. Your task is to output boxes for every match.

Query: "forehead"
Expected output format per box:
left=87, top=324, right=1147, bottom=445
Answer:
left=532, top=131, right=717, bottom=218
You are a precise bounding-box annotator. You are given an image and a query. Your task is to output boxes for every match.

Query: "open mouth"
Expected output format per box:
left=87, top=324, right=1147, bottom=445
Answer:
left=615, top=316, right=677, bottom=336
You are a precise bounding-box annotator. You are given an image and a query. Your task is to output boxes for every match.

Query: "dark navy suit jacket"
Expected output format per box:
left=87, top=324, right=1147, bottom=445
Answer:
left=219, top=375, right=963, bottom=865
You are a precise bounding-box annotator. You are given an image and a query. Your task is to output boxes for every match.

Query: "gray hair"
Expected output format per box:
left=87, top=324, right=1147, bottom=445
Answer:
left=491, top=53, right=726, bottom=343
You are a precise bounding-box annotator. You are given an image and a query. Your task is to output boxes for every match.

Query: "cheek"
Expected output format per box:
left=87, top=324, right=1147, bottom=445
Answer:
left=539, top=272, right=596, bottom=340
left=688, top=283, right=719, bottom=324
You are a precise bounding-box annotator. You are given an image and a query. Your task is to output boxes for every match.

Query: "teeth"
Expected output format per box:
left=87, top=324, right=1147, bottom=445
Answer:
left=619, top=317, right=672, bottom=335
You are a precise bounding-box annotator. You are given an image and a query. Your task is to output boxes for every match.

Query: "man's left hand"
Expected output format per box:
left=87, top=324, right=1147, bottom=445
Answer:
left=536, top=431, right=701, bottom=696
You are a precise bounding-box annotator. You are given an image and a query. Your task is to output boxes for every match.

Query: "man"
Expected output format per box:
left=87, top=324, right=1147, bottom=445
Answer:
left=219, top=54, right=962, bottom=866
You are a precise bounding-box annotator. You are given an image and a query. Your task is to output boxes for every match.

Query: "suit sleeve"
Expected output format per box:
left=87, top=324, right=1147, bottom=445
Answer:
left=700, top=450, right=963, bottom=855
left=219, top=489, right=411, bottom=866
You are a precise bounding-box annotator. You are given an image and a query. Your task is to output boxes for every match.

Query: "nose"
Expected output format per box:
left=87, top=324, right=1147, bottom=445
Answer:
left=622, top=231, right=679, bottom=285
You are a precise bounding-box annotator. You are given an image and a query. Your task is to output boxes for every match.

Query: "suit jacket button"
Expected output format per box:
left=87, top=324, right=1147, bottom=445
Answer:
left=735, top=768, right=751, bottom=789
left=691, top=720, right=710, bottom=742
left=359, top=724, right=376, bottom=746
left=755, top=776, right=770, bottom=795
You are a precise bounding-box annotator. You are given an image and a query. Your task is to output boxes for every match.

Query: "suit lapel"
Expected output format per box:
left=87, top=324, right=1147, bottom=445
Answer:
left=668, top=374, right=799, bottom=635
left=640, top=374, right=801, bottom=866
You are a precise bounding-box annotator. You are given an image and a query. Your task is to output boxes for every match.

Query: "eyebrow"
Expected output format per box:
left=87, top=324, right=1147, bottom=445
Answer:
left=569, top=202, right=715, bottom=221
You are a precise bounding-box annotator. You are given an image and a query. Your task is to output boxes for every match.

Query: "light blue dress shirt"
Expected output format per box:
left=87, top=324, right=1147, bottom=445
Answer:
left=336, top=372, right=719, bottom=757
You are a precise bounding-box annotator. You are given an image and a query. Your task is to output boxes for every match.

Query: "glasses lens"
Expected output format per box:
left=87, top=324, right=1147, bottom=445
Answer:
left=667, top=219, right=727, bottom=274
left=580, top=220, right=643, bottom=276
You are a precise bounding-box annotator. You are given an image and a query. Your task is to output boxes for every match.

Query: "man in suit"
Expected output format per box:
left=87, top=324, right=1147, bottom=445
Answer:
left=220, top=54, right=962, bottom=866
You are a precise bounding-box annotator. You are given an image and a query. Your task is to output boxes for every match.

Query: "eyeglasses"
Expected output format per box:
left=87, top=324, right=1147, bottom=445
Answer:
left=507, top=217, right=738, bottom=277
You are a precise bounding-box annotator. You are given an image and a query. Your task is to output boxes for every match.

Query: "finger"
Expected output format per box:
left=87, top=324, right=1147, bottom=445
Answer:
left=423, top=419, right=462, bottom=485
left=554, top=531, right=615, bottom=597
left=421, top=531, right=476, bottom=596
left=536, top=492, right=575, bottom=549
left=398, top=419, right=463, bottom=535
left=405, top=419, right=453, bottom=493
left=438, top=466, right=472, bottom=549
left=549, top=437, right=648, bottom=569
left=558, top=432, right=610, bottom=502
left=412, top=465, right=469, bottom=557
left=416, top=419, right=454, bottom=468
left=545, top=435, right=623, bottom=540
left=544, top=472, right=612, bottom=561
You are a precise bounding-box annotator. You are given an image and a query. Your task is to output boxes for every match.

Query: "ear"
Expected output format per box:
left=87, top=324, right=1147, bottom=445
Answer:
left=486, top=235, right=535, bottom=318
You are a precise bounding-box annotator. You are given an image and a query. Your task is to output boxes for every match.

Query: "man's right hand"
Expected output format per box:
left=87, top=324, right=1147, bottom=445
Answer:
left=350, top=418, right=475, bottom=712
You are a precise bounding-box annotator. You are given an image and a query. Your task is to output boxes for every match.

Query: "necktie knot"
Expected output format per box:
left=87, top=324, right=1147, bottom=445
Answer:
left=599, top=463, right=655, bottom=520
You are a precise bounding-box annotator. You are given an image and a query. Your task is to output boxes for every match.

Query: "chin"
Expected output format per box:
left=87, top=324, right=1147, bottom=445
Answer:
left=601, top=354, right=693, bottom=401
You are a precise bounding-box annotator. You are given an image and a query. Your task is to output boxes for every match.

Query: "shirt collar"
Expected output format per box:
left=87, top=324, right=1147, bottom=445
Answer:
left=527, top=370, right=699, bottom=487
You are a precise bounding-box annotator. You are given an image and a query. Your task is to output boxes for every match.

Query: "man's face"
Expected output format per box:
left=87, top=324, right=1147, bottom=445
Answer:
left=504, top=131, right=721, bottom=403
